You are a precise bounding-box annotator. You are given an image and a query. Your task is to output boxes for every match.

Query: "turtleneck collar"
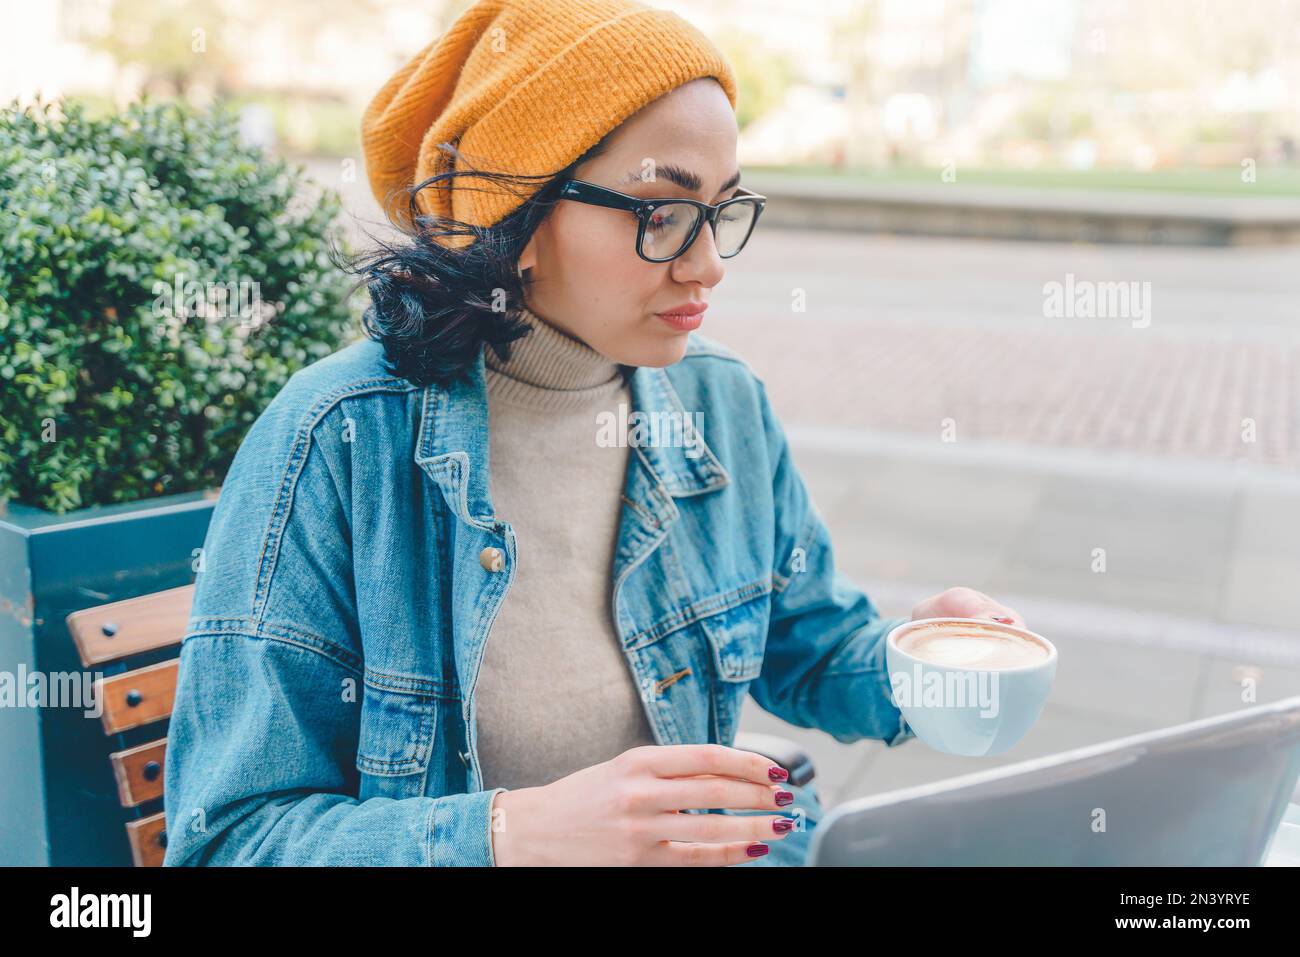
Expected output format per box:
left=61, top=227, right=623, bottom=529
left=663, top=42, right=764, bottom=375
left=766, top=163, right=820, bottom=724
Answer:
left=484, top=303, right=628, bottom=411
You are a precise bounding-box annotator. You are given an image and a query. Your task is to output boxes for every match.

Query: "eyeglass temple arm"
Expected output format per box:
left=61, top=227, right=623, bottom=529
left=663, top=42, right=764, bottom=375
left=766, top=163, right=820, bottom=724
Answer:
left=558, top=180, right=632, bottom=211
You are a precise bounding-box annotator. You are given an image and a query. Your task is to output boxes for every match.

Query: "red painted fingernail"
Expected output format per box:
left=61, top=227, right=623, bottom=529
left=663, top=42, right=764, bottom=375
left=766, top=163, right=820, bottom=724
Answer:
left=775, top=790, right=794, bottom=806
left=773, top=818, right=795, bottom=833
left=991, top=616, right=1014, bottom=624
left=746, top=843, right=769, bottom=857
left=768, top=766, right=789, bottom=782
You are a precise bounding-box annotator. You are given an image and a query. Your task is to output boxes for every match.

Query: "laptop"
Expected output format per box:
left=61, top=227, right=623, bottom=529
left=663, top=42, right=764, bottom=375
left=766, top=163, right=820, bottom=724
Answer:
left=807, top=695, right=1300, bottom=866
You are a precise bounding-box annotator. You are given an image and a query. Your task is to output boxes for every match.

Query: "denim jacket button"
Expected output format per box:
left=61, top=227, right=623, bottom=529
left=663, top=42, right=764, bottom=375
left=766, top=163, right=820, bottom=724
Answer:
left=479, top=547, right=505, bottom=572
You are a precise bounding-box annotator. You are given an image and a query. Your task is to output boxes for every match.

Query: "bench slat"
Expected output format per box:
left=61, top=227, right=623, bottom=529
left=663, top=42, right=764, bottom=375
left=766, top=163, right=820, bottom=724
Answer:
left=66, top=584, right=194, bottom=668
left=97, top=660, right=179, bottom=735
left=108, top=738, right=168, bottom=807
left=125, top=811, right=167, bottom=867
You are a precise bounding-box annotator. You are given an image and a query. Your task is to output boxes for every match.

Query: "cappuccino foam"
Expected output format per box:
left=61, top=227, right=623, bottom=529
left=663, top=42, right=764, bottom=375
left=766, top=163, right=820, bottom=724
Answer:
left=898, top=622, right=1048, bottom=670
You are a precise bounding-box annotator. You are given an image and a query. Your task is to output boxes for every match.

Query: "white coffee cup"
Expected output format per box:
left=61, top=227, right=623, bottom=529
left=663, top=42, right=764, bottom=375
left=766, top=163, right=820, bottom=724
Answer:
left=885, top=617, right=1058, bottom=757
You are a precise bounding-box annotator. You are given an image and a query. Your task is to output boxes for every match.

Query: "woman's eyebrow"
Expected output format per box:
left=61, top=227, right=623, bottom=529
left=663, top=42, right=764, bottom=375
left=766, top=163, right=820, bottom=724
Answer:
left=622, top=164, right=742, bottom=195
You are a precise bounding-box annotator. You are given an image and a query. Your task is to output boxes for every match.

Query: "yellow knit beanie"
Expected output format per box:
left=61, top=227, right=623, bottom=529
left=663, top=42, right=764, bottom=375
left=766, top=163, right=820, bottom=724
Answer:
left=361, top=0, right=738, bottom=236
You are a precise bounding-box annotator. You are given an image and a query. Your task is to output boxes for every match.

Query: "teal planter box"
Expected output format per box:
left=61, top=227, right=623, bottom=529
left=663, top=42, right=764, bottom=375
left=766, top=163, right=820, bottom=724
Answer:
left=0, top=490, right=217, bottom=866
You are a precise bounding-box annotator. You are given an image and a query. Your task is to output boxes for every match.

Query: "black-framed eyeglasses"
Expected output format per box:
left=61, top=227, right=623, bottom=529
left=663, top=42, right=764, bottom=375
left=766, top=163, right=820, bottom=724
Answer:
left=557, top=178, right=766, bottom=263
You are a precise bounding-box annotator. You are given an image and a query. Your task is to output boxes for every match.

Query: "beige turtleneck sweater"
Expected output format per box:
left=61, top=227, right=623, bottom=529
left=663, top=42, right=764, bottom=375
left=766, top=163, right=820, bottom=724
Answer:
left=476, top=304, right=659, bottom=793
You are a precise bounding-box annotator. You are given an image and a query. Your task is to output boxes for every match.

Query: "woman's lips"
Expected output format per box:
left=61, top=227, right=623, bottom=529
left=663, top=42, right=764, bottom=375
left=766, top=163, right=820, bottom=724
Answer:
left=655, top=305, right=707, bottom=331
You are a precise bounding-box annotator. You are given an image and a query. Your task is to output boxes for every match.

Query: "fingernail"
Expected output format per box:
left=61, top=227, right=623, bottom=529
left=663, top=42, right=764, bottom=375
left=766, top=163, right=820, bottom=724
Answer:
left=775, top=790, right=794, bottom=806
left=768, top=765, right=789, bottom=782
left=773, top=818, right=795, bottom=833
left=746, top=842, right=769, bottom=857
left=990, top=616, right=1014, bottom=624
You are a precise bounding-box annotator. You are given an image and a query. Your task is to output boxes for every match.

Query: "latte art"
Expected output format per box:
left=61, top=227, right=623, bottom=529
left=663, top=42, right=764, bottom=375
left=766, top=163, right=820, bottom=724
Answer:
left=898, top=622, right=1049, bottom=670
left=886, top=618, right=1057, bottom=755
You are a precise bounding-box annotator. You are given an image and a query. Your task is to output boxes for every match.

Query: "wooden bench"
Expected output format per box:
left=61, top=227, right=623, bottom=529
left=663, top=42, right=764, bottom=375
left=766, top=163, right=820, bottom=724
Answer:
left=65, top=584, right=194, bottom=867
left=65, top=586, right=815, bottom=866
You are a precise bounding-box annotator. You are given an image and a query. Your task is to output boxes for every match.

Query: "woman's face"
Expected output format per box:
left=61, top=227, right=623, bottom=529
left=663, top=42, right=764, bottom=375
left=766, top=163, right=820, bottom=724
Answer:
left=517, top=77, right=741, bottom=368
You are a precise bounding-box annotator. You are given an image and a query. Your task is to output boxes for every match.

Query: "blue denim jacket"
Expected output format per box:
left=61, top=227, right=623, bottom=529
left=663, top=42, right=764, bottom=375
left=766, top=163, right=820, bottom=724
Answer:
left=162, top=331, right=913, bottom=866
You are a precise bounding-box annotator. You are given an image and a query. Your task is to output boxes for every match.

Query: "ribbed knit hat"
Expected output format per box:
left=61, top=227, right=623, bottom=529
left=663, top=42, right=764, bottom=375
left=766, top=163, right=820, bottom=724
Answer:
left=361, top=0, right=738, bottom=236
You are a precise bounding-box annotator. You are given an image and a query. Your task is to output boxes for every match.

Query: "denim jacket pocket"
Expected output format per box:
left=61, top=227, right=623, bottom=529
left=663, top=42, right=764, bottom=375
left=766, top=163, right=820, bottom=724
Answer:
left=693, top=592, right=770, bottom=746
left=355, top=670, right=438, bottom=780
left=698, top=593, right=769, bottom=683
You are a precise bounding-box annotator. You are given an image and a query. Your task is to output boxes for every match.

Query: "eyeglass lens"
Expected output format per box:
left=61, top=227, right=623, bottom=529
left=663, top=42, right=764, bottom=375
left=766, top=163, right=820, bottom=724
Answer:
left=640, top=200, right=760, bottom=260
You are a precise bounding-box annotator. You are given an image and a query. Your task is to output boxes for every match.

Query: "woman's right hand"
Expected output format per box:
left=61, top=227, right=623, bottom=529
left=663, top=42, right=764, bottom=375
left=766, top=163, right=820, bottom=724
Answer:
left=489, top=744, right=798, bottom=866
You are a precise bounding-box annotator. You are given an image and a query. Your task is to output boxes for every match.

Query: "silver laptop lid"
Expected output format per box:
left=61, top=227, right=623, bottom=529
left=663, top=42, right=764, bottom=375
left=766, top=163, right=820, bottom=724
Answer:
left=808, top=696, right=1300, bottom=866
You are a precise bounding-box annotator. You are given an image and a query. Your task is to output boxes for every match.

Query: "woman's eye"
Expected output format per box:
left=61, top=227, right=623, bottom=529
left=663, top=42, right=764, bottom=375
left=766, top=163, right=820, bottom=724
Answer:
left=647, top=210, right=676, bottom=231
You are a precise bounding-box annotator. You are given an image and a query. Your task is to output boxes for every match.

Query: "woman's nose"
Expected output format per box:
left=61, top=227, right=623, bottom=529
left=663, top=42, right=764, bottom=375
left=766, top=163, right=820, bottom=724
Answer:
left=671, top=220, right=726, bottom=286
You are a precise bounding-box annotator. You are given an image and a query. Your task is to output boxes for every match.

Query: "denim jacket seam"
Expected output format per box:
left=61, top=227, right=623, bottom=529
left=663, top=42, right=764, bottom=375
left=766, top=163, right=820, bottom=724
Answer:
left=625, top=576, right=772, bottom=650
left=424, top=798, right=437, bottom=866
left=362, top=666, right=461, bottom=701
left=182, top=617, right=364, bottom=676
left=485, top=787, right=506, bottom=867
left=250, top=378, right=419, bottom=621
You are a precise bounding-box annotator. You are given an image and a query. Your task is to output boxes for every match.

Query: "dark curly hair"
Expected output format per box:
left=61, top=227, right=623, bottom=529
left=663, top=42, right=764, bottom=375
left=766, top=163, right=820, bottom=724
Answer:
left=334, top=135, right=611, bottom=389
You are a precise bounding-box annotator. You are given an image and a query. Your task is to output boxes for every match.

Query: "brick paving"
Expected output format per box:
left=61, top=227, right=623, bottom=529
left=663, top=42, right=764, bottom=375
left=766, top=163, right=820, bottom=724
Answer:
left=710, top=314, right=1300, bottom=468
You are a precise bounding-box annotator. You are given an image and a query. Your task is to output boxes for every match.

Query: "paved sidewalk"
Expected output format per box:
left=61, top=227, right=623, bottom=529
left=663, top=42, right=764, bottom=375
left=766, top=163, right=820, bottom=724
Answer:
left=738, top=321, right=1300, bottom=469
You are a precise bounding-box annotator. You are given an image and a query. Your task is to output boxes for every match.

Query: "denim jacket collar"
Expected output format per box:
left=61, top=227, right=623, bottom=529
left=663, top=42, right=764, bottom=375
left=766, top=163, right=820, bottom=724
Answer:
left=414, top=342, right=730, bottom=531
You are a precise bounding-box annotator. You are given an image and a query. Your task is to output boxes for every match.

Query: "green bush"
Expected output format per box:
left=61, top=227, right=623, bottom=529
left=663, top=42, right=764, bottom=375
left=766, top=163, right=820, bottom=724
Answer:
left=0, top=97, right=361, bottom=514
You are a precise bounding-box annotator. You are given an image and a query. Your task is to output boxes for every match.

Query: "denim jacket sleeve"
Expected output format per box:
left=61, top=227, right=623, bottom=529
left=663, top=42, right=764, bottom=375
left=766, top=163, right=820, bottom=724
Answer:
left=745, top=379, right=915, bottom=747
left=162, top=376, right=505, bottom=866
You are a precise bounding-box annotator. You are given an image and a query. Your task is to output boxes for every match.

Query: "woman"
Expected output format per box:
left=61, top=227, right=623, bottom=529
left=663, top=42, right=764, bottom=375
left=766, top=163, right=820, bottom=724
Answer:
left=163, top=0, right=1024, bottom=867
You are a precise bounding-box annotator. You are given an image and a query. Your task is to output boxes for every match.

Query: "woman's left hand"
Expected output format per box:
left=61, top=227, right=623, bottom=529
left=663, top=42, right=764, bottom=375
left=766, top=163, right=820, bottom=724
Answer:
left=910, top=586, right=1026, bottom=629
